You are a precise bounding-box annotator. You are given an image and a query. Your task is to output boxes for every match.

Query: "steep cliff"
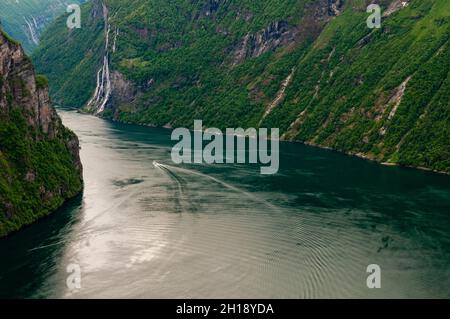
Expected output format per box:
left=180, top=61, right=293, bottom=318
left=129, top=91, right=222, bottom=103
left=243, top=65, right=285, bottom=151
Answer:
left=0, top=29, right=83, bottom=237
left=33, top=0, right=449, bottom=173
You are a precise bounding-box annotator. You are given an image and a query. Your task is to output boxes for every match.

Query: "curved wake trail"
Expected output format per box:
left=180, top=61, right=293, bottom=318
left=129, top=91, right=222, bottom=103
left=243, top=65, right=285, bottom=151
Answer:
left=153, top=161, right=279, bottom=212
left=153, top=161, right=194, bottom=214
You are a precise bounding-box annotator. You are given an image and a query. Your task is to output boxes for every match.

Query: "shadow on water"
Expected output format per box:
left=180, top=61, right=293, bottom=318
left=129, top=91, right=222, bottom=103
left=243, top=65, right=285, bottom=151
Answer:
left=1, top=111, right=450, bottom=298
left=0, top=193, right=83, bottom=299
left=90, top=116, right=450, bottom=297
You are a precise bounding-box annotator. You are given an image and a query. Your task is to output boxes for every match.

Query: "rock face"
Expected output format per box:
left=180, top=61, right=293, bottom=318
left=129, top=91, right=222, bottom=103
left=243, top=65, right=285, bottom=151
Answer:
left=232, top=0, right=344, bottom=65
left=110, top=71, right=139, bottom=108
left=1, top=34, right=55, bottom=136
left=0, top=29, right=83, bottom=237
left=233, top=21, right=294, bottom=65
left=383, top=0, right=411, bottom=17
left=327, top=0, right=344, bottom=16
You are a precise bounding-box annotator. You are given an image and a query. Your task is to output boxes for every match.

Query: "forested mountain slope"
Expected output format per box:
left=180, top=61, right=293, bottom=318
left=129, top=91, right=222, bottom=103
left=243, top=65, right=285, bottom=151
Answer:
left=0, top=0, right=84, bottom=53
left=33, top=0, right=450, bottom=173
left=0, top=29, right=83, bottom=237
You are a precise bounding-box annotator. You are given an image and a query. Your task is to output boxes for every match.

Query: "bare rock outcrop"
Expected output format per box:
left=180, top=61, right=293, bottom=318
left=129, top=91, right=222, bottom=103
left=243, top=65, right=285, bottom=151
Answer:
left=232, top=0, right=345, bottom=65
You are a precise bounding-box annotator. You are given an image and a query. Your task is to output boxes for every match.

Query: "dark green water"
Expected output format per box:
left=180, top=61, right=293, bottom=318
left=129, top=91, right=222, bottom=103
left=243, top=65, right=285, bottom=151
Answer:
left=1, top=110, right=449, bottom=298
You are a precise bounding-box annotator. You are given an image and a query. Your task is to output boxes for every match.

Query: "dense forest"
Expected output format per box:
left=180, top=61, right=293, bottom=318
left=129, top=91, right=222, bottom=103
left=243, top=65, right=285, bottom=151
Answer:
left=32, top=0, right=449, bottom=173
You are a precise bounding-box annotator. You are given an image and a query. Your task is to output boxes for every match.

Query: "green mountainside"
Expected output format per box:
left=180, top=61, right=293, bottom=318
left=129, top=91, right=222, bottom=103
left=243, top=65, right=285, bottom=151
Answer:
left=0, top=0, right=84, bottom=53
left=33, top=0, right=450, bottom=173
left=0, top=30, right=83, bottom=237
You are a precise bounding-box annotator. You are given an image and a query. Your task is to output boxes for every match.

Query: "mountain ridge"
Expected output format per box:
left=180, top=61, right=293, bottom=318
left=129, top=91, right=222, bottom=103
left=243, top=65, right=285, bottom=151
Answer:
left=33, top=0, right=450, bottom=173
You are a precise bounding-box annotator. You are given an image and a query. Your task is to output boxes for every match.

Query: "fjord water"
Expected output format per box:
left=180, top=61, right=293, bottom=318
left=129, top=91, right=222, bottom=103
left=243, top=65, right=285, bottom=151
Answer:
left=1, top=110, right=449, bottom=298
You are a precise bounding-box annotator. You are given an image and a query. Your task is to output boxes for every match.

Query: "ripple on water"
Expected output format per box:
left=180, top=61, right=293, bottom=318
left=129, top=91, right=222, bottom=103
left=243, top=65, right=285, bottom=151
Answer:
left=1, top=110, right=449, bottom=299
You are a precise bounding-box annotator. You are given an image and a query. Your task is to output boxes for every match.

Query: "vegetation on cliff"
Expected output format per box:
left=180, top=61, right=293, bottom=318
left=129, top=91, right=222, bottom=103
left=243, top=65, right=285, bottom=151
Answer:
left=0, top=30, right=83, bottom=237
left=33, top=0, right=449, bottom=173
left=0, top=0, right=85, bottom=53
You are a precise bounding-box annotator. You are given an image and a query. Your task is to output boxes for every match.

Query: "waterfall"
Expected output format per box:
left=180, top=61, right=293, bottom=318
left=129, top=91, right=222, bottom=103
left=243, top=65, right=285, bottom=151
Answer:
left=112, top=27, right=119, bottom=53
left=87, top=2, right=114, bottom=115
left=24, top=17, right=39, bottom=45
